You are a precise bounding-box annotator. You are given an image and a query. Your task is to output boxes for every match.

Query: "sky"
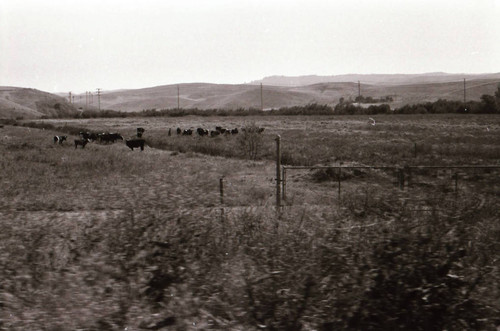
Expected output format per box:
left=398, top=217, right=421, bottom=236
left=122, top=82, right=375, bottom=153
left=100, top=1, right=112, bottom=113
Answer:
left=1, top=0, right=499, bottom=93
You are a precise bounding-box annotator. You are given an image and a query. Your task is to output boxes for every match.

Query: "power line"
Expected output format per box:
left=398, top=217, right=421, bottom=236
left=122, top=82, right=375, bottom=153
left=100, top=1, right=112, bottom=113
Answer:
left=260, top=83, right=263, bottom=110
left=96, top=88, right=102, bottom=110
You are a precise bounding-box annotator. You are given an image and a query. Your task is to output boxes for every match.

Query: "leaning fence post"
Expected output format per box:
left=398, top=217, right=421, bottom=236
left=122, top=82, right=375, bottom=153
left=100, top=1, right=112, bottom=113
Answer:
left=275, top=135, right=282, bottom=208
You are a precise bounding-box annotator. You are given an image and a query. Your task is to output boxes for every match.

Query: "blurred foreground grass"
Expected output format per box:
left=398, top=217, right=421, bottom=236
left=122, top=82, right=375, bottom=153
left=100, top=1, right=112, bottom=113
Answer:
left=0, top=124, right=499, bottom=330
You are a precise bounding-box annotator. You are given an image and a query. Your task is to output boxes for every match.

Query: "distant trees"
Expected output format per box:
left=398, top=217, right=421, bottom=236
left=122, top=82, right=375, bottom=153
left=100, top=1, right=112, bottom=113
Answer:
left=354, top=95, right=394, bottom=103
left=334, top=85, right=500, bottom=115
left=45, top=84, right=497, bottom=119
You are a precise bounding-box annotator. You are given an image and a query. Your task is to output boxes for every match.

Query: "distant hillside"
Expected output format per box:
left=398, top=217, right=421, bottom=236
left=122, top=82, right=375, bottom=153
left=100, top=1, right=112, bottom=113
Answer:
left=3, top=73, right=500, bottom=118
left=71, top=75, right=500, bottom=112
left=252, top=73, right=500, bottom=86
left=0, top=87, right=78, bottom=119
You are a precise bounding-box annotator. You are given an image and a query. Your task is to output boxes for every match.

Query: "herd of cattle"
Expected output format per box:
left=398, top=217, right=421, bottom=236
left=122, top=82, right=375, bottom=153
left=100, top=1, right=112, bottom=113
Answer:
left=53, top=128, right=146, bottom=151
left=176, top=125, right=264, bottom=137
left=53, top=125, right=265, bottom=151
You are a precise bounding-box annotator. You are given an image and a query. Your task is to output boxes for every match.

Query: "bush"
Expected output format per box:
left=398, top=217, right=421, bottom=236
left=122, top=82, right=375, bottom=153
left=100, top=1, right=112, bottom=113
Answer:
left=238, top=123, right=264, bottom=160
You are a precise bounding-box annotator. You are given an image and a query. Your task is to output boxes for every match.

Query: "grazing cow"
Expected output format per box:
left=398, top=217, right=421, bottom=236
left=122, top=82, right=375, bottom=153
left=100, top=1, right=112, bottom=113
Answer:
left=215, top=126, right=227, bottom=134
left=80, top=131, right=90, bottom=140
left=176, top=127, right=182, bottom=135
left=53, top=135, right=67, bottom=144
left=74, top=138, right=89, bottom=149
left=182, top=129, right=193, bottom=136
left=231, top=128, right=239, bottom=135
left=80, top=131, right=98, bottom=142
left=125, top=138, right=145, bottom=151
left=98, top=133, right=123, bottom=144
left=210, top=130, right=220, bottom=137
left=137, top=127, right=145, bottom=137
left=197, top=128, right=209, bottom=136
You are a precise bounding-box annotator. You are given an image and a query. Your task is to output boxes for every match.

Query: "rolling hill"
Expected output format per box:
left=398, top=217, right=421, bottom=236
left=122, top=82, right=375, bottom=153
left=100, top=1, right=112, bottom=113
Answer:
left=83, top=74, right=500, bottom=112
left=0, top=87, right=78, bottom=119
left=2, top=73, right=500, bottom=118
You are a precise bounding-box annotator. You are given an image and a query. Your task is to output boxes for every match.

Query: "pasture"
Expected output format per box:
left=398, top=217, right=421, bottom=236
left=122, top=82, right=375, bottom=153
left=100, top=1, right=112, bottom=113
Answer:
left=1, top=114, right=499, bottom=330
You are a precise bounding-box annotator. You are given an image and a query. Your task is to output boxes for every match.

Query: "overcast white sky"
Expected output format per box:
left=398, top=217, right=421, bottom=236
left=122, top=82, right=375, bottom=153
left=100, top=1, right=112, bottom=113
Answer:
left=1, top=0, right=499, bottom=93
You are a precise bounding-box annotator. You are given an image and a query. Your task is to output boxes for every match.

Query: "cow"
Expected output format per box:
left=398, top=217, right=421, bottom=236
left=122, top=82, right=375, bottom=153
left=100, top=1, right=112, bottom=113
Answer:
left=137, top=127, right=145, bottom=138
left=98, top=133, right=123, bottom=144
left=182, top=129, right=193, bottom=136
left=197, top=128, right=209, bottom=136
left=125, top=138, right=145, bottom=151
left=53, top=135, right=67, bottom=144
left=231, top=128, right=239, bottom=135
left=80, top=131, right=90, bottom=140
left=210, top=130, right=220, bottom=137
left=176, top=127, right=182, bottom=135
left=74, top=138, right=89, bottom=149
left=215, top=126, right=227, bottom=134
left=80, top=131, right=98, bottom=142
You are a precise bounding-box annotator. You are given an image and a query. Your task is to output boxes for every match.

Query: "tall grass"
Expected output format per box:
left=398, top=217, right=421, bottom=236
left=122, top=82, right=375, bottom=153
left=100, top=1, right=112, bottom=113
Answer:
left=1, top=117, right=499, bottom=330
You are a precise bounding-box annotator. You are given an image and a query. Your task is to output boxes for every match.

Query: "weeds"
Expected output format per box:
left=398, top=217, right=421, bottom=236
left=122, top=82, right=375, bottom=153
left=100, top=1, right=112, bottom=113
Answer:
left=0, top=119, right=499, bottom=330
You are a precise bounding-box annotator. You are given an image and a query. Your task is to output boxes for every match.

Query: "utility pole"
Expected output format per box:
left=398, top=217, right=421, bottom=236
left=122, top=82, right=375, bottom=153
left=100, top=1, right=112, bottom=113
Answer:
left=260, top=83, right=263, bottom=111
left=96, top=88, right=101, bottom=110
left=463, top=78, right=466, bottom=105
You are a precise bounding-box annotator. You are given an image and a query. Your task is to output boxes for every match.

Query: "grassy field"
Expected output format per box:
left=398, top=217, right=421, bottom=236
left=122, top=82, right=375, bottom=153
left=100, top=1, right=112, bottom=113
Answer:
left=1, top=114, right=499, bottom=330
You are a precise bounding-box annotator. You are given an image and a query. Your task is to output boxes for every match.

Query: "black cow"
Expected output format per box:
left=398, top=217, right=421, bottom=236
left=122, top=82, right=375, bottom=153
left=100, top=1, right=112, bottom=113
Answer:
left=182, top=129, right=193, bottom=136
left=176, top=127, right=182, bottom=135
left=231, top=128, right=239, bottom=134
left=80, top=131, right=90, bottom=140
left=98, top=133, right=123, bottom=143
left=53, top=135, right=67, bottom=144
left=210, top=130, right=220, bottom=137
left=125, top=138, right=145, bottom=151
left=197, top=128, right=209, bottom=136
left=215, top=126, right=227, bottom=134
left=74, top=138, right=89, bottom=149
left=80, top=131, right=98, bottom=142
left=137, top=127, right=145, bottom=137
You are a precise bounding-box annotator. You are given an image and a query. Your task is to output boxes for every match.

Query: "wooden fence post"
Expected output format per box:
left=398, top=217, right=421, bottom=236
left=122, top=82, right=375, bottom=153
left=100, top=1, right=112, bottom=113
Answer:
left=282, top=167, right=287, bottom=203
left=276, top=135, right=281, bottom=208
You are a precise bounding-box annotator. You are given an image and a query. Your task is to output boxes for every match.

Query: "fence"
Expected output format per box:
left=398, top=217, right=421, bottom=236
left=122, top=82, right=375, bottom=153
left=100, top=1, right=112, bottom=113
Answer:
left=279, top=165, right=500, bottom=207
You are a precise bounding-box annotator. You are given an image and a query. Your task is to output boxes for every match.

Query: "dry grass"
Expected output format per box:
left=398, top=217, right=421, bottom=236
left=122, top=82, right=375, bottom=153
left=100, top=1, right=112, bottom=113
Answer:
left=1, top=115, right=499, bottom=330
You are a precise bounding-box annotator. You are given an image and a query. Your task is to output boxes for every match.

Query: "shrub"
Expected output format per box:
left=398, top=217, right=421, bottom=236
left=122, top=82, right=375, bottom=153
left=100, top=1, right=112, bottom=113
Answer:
left=238, top=123, right=264, bottom=160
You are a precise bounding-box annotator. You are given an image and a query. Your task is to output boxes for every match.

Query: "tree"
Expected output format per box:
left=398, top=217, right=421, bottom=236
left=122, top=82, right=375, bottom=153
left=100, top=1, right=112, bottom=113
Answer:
left=480, top=94, right=498, bottom=113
